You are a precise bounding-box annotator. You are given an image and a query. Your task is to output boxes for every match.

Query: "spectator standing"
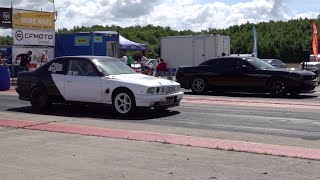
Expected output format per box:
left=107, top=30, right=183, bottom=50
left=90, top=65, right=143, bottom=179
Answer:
left=122, top=56, right=128, bottom=65
left=156, top=58, right=167, bottom=77
left=41, top=51, right=49, bottom=63
left=140, top=54, right=150, bottom=74
left=127, top=56, right=133, bottom=67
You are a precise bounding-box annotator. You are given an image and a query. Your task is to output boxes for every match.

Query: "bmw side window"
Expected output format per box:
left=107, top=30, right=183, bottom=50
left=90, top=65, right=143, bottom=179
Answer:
left=68, top=59, right=98, bottom=77
left=68, top=59, right=85, bottom=76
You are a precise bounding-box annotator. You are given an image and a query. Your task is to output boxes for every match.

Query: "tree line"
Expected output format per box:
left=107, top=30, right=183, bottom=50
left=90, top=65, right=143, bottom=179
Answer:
left=1, top=17, right=319, bottom=63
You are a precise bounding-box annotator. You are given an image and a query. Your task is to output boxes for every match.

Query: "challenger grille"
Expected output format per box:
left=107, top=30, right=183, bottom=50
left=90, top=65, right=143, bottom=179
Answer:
left=303, top=75, right=316, bottom=80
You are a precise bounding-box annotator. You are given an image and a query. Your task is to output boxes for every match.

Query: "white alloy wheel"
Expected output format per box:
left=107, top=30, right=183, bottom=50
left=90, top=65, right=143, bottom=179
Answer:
left=114, top=92, right=133, bottom=114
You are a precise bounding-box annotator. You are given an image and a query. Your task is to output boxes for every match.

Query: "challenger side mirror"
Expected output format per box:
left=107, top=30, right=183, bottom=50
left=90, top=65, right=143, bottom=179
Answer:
left=242, top=65, right=249, bottom=72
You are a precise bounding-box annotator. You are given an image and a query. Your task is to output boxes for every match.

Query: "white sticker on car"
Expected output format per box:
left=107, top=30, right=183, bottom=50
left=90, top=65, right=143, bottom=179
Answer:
left=67, top=71, right=78, bottom=76
left=49, top=63, right=63, bottom=73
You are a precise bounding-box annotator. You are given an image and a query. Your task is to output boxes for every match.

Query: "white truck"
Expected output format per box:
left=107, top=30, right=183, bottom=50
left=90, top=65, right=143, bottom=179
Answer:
left=160, top=34, right=230, bottom=70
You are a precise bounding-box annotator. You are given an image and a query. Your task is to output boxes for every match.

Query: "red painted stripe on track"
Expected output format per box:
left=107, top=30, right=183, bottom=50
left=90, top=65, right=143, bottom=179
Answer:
left=1, top=119, right=320, bottom=160
left=0, top=119, right=38, bottom=128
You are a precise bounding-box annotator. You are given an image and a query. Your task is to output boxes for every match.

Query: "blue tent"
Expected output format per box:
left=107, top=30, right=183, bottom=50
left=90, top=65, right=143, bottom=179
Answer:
left=119, top=35, right=148, bottom=51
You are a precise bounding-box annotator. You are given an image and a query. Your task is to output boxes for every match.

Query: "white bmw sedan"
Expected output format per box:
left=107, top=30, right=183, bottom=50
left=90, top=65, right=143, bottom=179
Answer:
left=16, top=56, right=184, bottom=115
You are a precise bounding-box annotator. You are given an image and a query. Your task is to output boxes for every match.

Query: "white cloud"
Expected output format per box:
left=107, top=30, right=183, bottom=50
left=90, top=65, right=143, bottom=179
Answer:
left=293, top=12, right=318, bottom=20
left=0, top=0, right=319, bottom=35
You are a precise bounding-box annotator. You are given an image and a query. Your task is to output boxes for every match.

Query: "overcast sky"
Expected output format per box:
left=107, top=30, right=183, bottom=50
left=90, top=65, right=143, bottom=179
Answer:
left=0, top=0, right=319, bottom=36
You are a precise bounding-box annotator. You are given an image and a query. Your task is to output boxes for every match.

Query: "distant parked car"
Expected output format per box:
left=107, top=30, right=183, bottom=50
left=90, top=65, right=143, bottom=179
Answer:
left=176, top=56, right=317, bottom=97
left=131, top=58, right=156, bottom=72
left=262, top=59, right=286, bottom=68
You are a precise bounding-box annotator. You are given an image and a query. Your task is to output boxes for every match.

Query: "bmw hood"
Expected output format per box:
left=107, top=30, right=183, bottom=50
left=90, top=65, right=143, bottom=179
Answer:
left=107, top=73, right=180, bottom=87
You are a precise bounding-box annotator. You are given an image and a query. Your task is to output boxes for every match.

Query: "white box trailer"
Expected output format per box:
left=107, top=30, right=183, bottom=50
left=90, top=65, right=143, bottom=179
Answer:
left=160, top=35, right=230, bottom=69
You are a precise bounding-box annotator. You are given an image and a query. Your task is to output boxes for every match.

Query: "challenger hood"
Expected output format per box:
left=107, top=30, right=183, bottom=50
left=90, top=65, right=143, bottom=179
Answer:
left=261, top=68, right=316, bottom=76
left=107, top=73, right=179, bottom=87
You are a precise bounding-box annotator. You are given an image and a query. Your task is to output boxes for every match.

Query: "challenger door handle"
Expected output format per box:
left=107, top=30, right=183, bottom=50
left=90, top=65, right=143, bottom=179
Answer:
left=66, top=81, right=72, bottom=83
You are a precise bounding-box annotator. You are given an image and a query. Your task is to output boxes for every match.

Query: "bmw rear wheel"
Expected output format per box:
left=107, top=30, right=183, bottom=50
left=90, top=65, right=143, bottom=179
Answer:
left=30, top=87, right=51, bottom=111
left=113, top=90, right=136, bottom=115
left=191, top=77, right=207, bottom=94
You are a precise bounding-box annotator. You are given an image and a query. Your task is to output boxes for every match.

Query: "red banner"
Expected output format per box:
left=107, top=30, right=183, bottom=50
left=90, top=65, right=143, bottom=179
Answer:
left=312, top=21, right=318, bottom=62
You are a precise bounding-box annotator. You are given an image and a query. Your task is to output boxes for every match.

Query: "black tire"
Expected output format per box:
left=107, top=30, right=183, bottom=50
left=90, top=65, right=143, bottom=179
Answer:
left=190, top=77, right=207, bottom=94
left=289, top=90, right=301, bottom=97
left=112, top=89, right=136, bottom=115
left=30, top=87, right=51, bottom=111
left=268, top=78, right=288, bottom=97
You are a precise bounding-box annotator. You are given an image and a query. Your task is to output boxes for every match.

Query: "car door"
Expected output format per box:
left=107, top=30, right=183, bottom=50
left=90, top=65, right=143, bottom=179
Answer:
left=202, top=59, right=223, bottom=87
left=44, top=58, right=68, bottom=101
left=64, top=58, right=103, bottom=103
left=240, top=60, right=267, bottom=90
left=219, top=58, right=246, bottom=90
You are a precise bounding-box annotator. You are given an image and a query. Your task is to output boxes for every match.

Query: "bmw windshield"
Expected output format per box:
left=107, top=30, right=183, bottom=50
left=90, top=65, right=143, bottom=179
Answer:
left=93, top=58, right=136, bottom=75
left=245, top=57, right=275, bottom=69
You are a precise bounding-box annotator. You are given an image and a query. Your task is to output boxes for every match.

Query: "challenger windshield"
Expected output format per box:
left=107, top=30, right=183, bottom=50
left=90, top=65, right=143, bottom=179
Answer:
left=246, top=57, right=275, bottom=69
left=93, top=58, right=136, bottom=75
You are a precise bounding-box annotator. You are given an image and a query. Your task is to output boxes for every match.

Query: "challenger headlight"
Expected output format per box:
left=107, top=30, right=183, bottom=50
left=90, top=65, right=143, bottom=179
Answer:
left=292, top=75, right=303, bottom=80
left=147, top=87, right=156, bottom=94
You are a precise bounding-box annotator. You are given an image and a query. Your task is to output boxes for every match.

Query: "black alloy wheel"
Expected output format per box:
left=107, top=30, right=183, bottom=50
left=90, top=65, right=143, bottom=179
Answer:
left=191, top=77, right=207, bottom=94
left=269, top=79, right=288, bottom=97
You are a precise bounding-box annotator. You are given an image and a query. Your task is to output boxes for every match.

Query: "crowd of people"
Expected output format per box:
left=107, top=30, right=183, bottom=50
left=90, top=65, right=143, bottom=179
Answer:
left=122, top=53, right=168, bottom=77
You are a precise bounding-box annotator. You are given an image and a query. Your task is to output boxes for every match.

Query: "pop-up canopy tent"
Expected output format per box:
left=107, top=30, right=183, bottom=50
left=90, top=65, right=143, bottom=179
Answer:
left=119, top=35, right=148, bottom=51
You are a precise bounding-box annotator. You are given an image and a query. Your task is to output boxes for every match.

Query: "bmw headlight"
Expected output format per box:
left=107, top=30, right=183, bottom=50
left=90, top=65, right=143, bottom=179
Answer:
left=165, top=87, right=170, bottom=93
left=147, top=87, right=156, bottom=94
left=176, top=85, right=181, bottom=92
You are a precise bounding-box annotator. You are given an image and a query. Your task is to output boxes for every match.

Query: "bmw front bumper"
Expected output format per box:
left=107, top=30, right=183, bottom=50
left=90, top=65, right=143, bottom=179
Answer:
left=135, top=92, right=184, bottom=107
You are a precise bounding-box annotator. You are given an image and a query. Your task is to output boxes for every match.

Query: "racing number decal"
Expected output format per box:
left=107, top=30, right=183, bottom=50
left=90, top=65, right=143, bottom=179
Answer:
left=67, top=71, right=79, bottom=76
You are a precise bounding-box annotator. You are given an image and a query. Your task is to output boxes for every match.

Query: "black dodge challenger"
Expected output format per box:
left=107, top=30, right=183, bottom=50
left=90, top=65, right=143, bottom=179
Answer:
left=176, top=56, right=318, bottom=97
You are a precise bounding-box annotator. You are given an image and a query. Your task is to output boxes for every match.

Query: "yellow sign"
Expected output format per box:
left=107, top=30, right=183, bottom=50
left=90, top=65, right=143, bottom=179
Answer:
left=12, top=9, right=55, bottom=30
left=75, top=36, right=90, bottom=46
left=94, top=36, right=102, bottom=43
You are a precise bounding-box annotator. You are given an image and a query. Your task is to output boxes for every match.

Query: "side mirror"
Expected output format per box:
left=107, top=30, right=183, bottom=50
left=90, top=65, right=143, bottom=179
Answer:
left=242, top=65, right=249, bottom=72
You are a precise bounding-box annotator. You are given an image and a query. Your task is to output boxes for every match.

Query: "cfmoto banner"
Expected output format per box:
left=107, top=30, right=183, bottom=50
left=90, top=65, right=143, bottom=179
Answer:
left=0, top=7, right=12, bottom=28
left=13, top=28, right=55, bottom=46
left=12, top=9, right=54, bottom=30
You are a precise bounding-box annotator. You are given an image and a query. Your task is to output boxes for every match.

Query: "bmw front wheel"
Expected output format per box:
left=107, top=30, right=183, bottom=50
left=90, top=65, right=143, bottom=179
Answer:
left=113, top=90, right=136, bottom=115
